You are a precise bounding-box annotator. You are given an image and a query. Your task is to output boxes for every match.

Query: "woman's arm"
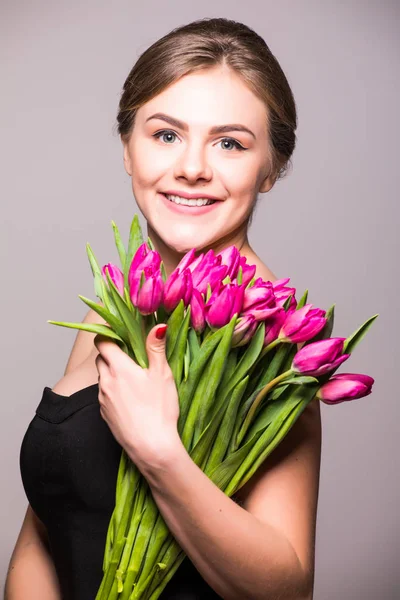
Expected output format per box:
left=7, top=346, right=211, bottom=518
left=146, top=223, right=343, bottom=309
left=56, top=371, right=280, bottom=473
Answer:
left=134, top=399, right=321, bottom=600
left=5, top=505, right=61, bottom=600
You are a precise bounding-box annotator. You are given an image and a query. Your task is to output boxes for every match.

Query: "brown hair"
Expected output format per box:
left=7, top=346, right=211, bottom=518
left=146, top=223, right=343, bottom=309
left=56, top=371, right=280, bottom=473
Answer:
left=116, top=17, right=297, bottom=184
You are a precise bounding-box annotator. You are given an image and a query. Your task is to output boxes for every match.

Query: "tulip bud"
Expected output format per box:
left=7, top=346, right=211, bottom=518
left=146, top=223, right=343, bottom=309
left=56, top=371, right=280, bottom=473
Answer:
left=279, top=304, right=327, bottom=343
left=238, top=256, right=257, bottom=286
left=136, top=267, right=164, bottom=315
left=190, top=288, right=206, bottom=333
left=129, top=250, right=161, bottom=304
left=231, top=315, right=258, bottom=347
left=316, top=373, right=375, bottom=405
left=102, top=263, right=124, bottom=296
left=273, top=278, right=297, bottom=310
left=205, top=283, right=245, bottom=329
left=176, top=248, right=197, bottom=272
left=263, top=308, right=287, bottom=346
left=292, top=337, right=350, bottom=376
left=163, top=268, right=193, bottom=313
left=216, top=246, right=241, bottom=280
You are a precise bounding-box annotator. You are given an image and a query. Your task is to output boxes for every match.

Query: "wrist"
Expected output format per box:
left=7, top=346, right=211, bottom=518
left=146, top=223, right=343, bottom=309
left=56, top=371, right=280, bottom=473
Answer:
left=127, top=430, right=186, bottom=479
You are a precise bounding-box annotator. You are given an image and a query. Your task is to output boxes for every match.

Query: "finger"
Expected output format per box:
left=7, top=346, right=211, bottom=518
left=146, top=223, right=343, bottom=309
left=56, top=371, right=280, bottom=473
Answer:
left=146, top=324, right=168, bottom=372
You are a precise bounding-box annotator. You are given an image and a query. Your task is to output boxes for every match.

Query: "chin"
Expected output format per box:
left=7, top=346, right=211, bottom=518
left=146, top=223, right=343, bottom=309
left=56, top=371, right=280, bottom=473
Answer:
left=162, top=229, right=215, bottom=256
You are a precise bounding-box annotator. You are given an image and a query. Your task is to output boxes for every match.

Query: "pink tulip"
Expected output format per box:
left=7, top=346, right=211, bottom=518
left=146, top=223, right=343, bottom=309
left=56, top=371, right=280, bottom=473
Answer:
left=278, top=304, right=327, bottom=343
left=205, top=283, right=245, bottom=328
left=273, top=278, right=297, bottom=310
left=264, top=308, right=287, bottom=346
left=316, top=373, right=375, bottom=405
left=163, top=268, right=193, bottom=313
left=102, top=263, right=124, bottom=296
left=292, top=337, right=350, bottom=376
left=237, top=255, right=257, bottom=286
left=189, top=249, right=228, bottom=292
left=176, top=248, right=198, bottom=272
left=129, top=242, right=151, bottom=273
left=232, top=315, right=258, bottom=347
left=216, top=246, right=241, bottom=280
left=135, top=267, right=164, bottom=315
left=242, top=278, right=275, bottom=311
left=190, top=288, right=206, bottom=333
left=129, top=249, right=161, bottom=305
left=241, top=278, right=281, bottom=321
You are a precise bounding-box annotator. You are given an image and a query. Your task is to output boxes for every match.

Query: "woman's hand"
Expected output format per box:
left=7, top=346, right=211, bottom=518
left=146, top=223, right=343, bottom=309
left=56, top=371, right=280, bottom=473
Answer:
left=93, top=324, right=182, bottom=470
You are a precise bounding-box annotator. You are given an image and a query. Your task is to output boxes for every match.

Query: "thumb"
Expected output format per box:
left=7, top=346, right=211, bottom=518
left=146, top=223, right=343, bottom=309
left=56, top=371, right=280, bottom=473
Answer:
left=146, top=324, right=168, bottom=371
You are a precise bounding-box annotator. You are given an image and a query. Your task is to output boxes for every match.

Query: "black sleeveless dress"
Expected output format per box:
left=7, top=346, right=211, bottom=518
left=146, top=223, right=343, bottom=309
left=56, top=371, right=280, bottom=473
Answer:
left=19, top=384, right=222, bottom=599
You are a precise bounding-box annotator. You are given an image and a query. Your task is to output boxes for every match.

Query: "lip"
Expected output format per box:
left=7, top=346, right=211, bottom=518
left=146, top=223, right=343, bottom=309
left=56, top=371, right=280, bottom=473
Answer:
left=159, top=192, right=219, bottom=216
left=163, top=190, right=222, bottom=201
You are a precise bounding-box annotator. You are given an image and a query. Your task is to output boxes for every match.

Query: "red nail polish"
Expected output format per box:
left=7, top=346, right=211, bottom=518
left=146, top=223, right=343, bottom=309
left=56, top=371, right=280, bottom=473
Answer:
left=156, top=325, right=168, bottom=339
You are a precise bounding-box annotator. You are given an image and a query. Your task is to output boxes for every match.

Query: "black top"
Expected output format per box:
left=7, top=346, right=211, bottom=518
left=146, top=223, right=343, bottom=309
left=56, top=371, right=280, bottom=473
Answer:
left=19, top=384, right=221, bottom=599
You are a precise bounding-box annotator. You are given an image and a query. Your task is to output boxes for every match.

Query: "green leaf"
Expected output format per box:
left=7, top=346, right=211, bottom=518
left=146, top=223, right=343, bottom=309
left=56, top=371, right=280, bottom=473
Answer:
left=186, top=315, right=238, bottom=449
left=226, top=385, right=318, bottom=495
left=177, top=327, right=225, bottom=435
left=296, top=289, right=308, bottom=309
left=190, top=397, right=228, bottom=469
left=123, top=214, right=144, bottom=290
left=220, top=321, right=265, bottom=402
left=86, top=243, right=105, bottom=303
left=47, top=320, right=124, bottom=342
left=275, top=375, right=318, bottom=386
left=183, top=339, right=190, bottom=382
left=343, top=313, right=379, bottom=355
left=160, top=261, right=167, bottom=283
left=246, top=276, right=256, bottom=289
left=78, top=295, right=130, bottom=345
left=257, top=343, right=292, bottom=389
left=169, top=306, right=191, bottom=387
left=111, top=220, right=127, bottom=271
left=147, top=236, right=155, bottom=250
left=208, top=430, right=264, bottom=492
left=236, top=265, right=243, bottom=285
left=166, top=300, right=185, bottom=360
left=205, top=376, right=249, bottom=474
left=188, top=327, right=200, bottom=362
left=105, top=270, right=148, bottom=368
left=282, top=293, right=294, bottom=311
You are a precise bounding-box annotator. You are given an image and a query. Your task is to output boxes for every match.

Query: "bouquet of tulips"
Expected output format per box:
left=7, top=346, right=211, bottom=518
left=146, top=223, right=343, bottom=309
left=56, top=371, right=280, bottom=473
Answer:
left=49, top=214, right=377, bottom=599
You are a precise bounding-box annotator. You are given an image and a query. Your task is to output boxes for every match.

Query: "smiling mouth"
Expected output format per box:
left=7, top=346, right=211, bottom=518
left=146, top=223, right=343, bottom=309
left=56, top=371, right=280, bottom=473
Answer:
left=163, top=193, right=217, bottom=207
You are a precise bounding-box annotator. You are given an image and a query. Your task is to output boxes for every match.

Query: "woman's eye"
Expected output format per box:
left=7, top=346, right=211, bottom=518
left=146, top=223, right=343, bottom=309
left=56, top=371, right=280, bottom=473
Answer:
left=153, top=130, right=178, bottom=144
left=219, top=138, right=246, bottom=152
left=152, top=130, right=246, bottom=152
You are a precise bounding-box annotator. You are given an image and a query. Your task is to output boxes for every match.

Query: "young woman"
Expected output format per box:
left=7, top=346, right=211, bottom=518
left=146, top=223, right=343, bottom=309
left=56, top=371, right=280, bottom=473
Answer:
left=7, top=17, right=321, bottom=600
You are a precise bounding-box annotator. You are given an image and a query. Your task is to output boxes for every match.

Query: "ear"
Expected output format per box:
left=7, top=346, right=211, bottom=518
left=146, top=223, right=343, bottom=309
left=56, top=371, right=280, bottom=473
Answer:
left=122, top=139, right=133, bottom=176
left=259, top=172, right=275, bottom=194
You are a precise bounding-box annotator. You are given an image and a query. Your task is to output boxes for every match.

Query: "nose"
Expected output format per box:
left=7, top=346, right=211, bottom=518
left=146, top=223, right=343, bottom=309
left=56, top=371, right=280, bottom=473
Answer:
left=173, top=141, right=213, bottom=184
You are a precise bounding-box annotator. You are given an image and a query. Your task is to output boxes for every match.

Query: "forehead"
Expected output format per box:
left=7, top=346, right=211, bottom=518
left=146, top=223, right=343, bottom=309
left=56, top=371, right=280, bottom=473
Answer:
left=138, top=67, right=268, bottom=133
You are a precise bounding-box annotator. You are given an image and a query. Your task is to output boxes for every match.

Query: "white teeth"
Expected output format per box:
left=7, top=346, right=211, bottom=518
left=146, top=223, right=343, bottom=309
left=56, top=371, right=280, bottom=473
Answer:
left=165, top=194, right=216, bottom=207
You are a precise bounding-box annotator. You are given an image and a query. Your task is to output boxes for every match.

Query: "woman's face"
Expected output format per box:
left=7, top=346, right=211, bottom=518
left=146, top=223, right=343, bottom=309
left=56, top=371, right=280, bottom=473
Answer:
left=122, top=66, right=274, bottom=255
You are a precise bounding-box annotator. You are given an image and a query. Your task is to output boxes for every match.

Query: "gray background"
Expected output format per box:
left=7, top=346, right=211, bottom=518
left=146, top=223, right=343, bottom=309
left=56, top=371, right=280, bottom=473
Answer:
left=1, top=1, right=398, bottom=598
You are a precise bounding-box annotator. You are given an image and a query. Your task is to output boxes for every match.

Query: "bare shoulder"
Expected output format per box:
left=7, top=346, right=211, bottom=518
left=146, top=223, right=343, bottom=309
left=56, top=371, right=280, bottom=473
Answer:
left=64, top=307, right=105, bottom=375
left=53, top=344, right=100, bottom=397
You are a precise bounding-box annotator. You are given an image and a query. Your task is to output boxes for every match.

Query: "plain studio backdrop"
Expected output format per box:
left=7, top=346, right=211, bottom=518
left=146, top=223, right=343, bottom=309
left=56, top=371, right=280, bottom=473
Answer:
left=1, top=1, right=398, bottom=598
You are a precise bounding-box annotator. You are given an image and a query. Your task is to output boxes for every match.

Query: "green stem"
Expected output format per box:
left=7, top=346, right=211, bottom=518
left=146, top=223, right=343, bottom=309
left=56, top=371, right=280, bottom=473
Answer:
left=95, top=464, right=137, bottom=600
left=235, top=369, right=293, bottom=447
left=114, top=480, right=147, bottom=598
left=140, top=540, right=184, bottom=600
left=118, top=489, right=159, bottom=599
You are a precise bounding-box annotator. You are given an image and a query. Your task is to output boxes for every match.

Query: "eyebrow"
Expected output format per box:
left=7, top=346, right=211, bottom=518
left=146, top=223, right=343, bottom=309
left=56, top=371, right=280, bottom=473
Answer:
left=145, top=112, right=256, bottom=140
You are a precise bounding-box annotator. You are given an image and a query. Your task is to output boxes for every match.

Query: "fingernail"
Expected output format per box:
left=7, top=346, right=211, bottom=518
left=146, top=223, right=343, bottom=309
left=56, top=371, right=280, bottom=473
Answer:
left=156, top=325, right=168, bottom=340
